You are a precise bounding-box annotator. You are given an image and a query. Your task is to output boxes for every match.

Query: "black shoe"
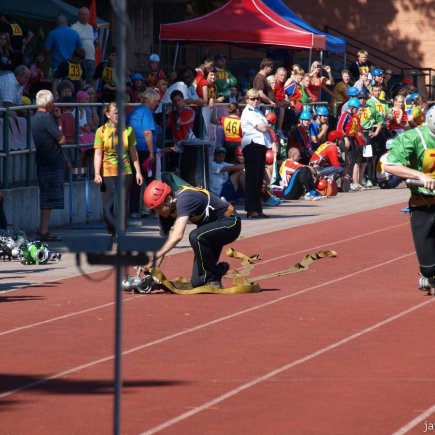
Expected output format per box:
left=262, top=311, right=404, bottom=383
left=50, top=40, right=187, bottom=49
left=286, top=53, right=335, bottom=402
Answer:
left=207, top=280, right=223, bottom=289
left=216, top=262, right=230, bottom=279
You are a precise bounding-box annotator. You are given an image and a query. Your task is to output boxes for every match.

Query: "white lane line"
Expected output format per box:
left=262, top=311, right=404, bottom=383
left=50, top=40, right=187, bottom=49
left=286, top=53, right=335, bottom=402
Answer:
left=0, top=222, right=408, bottom=336
left=141, top=296, right=435, bottom=435
left=0, top=297, right=135, bottom=337
left=392, top=404, right=435, bottom=434
left=0, top=252, right=416, bottom=400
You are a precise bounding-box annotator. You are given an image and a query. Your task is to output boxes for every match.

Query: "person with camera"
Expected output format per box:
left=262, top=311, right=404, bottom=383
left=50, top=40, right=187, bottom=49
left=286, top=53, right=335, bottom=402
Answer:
left=308, top=61, right=334, bottom=103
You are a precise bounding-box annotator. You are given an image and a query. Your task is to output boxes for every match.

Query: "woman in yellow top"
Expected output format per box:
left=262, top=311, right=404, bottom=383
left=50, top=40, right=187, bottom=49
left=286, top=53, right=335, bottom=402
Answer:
left=94, top=102, right=143, bottom=236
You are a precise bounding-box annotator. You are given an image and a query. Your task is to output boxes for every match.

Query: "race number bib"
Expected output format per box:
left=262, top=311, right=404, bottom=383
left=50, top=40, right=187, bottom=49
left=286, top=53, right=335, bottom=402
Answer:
left=68, top=63, right=82, bottom=81
left=102, top=66, right=115, bottom=86
left=10, top=24, right=23, bottom=37
left=422, top=149, right=435, bottom=178
left=223, top=118, right=241, bottom=140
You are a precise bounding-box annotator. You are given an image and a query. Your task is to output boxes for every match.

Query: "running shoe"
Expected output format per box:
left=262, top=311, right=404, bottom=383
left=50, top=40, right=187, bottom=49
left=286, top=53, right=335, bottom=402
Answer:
left=418, top=276, right=435, bottom=291
left=304, top=190, right=327, bottom=201
left=264, top=196, right=281, bottom=206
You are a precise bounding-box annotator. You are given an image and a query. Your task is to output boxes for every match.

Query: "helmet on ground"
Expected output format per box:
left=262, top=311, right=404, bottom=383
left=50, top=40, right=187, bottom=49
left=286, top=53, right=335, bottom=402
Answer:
left=265, top=149, right=274, bottom=165
left=348, top=97, right=361, bottom=109
left=347, top=86, right=359, bottom=97
left=328, top=130, right=343, bottom=142
left=266, top=112, right=277, bottom=124
left=300, top=110, right=312, bottom=121
left=371, top=68, right=383, bottom=77
left=131, top=72, right=144, bottom=81
left=315, top=106, right=329, bottom=116
left=149, top=53, right=160, bottom=62
left=235, top=145, right=243, bottom=157
left=317, top=178, right=328, bottom=190
left=143, top=180, right=171, bottom=209
left=426, top=105, right=435, bottom=134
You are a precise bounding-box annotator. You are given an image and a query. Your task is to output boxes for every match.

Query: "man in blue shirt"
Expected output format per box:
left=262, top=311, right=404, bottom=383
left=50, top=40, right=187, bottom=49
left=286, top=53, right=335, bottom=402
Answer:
left=127, top=88, right=160, bottom=217
left=44, top=15, right=82, bottom=76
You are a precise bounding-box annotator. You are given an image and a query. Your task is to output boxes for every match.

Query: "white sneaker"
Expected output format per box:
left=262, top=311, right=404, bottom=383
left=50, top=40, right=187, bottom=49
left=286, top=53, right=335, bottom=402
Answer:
left=350, top=183, right=362, bottom=191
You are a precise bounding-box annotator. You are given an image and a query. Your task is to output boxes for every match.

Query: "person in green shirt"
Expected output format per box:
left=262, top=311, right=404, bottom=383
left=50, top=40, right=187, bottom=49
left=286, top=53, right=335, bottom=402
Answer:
left=384, top=106, right=435, bottom=294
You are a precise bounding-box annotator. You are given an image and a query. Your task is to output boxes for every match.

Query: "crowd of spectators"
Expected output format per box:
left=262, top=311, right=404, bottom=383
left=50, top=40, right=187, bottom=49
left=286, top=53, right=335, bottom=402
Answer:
left=0, top=10, right=433, bottom=228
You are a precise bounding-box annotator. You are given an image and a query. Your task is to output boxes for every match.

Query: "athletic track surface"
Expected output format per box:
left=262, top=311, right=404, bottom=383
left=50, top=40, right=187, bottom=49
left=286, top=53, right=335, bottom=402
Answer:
left=1, top=196, right=434, bottom=434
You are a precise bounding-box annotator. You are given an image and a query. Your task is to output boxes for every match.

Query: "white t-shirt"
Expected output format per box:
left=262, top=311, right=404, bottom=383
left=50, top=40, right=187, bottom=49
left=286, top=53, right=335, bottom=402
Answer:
left=209, top=161, right=231, bottom=196
left=71, top=22, right=95, bottom=61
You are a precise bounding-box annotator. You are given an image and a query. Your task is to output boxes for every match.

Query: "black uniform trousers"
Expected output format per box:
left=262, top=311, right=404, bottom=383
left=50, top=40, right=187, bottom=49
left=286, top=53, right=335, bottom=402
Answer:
left=189, top=213, right=241, bottom=287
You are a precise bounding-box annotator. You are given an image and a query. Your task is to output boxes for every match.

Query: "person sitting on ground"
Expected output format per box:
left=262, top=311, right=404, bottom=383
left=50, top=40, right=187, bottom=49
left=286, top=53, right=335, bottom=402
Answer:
left=209, top=146, right=245, bottom=202
left=279, top=147, right=325, bottom=201
left=143, top=180, right=241, bottom=289
left=309, top=130, right=345, bottom=180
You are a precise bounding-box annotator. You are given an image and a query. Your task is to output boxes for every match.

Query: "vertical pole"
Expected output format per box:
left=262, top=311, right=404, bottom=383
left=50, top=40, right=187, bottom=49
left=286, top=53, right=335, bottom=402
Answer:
left=26, top=110, right=32, bottom=186
left=3, top=111, right=10, bottom=189
left=114, top=0, right=127, bottom=434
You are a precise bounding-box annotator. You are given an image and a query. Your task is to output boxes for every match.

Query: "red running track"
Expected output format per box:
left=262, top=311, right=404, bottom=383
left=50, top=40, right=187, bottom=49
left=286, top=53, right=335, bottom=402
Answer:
left=1, top=203, right=435, bottom=434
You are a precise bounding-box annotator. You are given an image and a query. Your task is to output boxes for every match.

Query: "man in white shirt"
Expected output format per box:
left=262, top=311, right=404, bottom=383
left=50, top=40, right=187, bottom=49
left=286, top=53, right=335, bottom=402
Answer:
left=0, top=65, right=30, bottom=114
left=157, top=68, right=204, bottom=113
left=71, top=7, right=96, bottom=84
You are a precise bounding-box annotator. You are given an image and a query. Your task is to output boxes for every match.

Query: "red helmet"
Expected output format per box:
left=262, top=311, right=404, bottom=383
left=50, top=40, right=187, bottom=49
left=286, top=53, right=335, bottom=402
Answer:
left=327, top=130, right=343, bottom=142
left=266, top=112, right=277, bottom=125
left=143, top=180, right=171, bottom=209
left=317, top=178, right=328, bottom=190
left=265, top=149, right=274, bottom=165
left=235, top=145, right=243, bottom=157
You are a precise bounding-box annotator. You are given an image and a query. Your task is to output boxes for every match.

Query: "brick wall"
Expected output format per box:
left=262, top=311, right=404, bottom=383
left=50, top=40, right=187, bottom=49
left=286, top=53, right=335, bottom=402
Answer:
left=286, top=0, right=434, bottom=71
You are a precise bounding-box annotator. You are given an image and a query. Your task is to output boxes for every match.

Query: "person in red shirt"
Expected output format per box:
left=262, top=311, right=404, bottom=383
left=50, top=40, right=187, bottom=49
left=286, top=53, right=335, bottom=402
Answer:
left=309, top=130, right=345, bottom=180
left=274, top=67, right=289, bottom=132
left=336, top=97, right=366, bottom=190
left=196, top=69, right=224, bottom=108
left=387, top=94, right=409, bottom=133
left=167, top=90, right=196, bottom=145
left=279, top=147, right=325, bottom=201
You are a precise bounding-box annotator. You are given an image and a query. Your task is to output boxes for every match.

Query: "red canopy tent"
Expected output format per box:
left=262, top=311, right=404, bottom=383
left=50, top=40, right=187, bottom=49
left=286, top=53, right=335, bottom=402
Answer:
left=160, top=0, right=325, bottom=50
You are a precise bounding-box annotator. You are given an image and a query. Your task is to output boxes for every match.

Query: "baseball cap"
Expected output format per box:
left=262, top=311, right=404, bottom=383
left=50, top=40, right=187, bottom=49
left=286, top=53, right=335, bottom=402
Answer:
left=214, top=147, right=227, bottom=154
left=149, top=53, right=160, bottom=62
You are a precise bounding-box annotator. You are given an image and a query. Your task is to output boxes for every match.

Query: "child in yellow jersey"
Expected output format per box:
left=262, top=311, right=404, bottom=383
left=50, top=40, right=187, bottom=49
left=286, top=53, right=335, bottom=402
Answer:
left=94, top=102, right=143, bottom=237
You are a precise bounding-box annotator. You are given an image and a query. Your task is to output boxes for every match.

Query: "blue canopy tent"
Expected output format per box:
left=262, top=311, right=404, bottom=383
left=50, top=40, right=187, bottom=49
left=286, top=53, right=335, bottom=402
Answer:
left=263, top=0, right=346, bottom=64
